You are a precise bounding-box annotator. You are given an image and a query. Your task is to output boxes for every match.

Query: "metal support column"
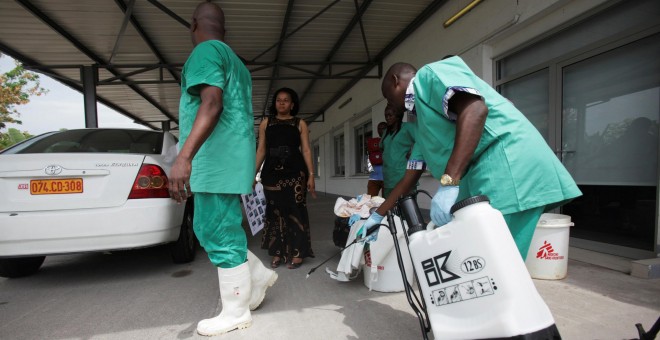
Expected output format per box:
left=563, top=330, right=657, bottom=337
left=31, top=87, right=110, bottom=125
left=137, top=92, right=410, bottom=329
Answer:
left=161, top=121, right=170, bottom=132
left=81, top=65, right=98, bottom=128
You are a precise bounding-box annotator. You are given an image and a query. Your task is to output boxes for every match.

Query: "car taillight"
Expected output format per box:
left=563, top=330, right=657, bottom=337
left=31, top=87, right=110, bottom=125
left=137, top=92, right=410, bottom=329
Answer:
left=128, top=164, right=170, bottom=199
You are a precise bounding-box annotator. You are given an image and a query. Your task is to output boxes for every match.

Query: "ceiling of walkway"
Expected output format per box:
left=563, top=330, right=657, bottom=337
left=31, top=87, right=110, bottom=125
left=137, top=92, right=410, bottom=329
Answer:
left=0, top=0, right=447, bottom=131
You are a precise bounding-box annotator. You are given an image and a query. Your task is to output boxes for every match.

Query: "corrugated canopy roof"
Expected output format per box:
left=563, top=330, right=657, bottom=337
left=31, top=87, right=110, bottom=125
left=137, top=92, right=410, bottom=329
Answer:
left=0, top=0, right=448, bottom=132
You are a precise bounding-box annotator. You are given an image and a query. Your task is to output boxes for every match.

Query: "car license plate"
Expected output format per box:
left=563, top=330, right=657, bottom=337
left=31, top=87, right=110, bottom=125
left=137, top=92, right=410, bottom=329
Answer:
left=30, top=178, right=84, bottom=195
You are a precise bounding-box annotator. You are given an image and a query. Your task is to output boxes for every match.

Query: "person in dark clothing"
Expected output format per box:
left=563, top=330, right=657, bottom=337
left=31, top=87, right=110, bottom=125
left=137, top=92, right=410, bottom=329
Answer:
left=255, top=87, right=316, bottom=269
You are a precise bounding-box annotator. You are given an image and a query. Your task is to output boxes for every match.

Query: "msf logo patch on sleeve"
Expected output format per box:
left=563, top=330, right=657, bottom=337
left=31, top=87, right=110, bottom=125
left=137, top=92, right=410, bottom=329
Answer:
left=421, top=251, right=461, bottom=287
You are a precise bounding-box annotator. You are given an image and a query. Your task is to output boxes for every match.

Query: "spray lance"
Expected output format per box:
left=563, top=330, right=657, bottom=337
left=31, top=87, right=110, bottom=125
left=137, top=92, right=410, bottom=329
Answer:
left=306, top=192, right=429, bottom=279
left=305, top=218, right=386, bottom=279
left=305, top=206, right=391, bottom=279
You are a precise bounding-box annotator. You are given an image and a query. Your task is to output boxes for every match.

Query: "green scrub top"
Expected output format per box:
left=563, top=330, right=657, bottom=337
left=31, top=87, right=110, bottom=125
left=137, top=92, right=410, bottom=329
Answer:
left=411, top=57, right=581, bottom=214
left=179, top=40, right=256, bottom=194
left=381, top=122, right=416, bottom=195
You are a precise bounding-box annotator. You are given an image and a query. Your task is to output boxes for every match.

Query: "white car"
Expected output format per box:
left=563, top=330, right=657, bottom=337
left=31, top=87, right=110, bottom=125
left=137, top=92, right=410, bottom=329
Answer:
left=0, top=128, right=196, bottom=278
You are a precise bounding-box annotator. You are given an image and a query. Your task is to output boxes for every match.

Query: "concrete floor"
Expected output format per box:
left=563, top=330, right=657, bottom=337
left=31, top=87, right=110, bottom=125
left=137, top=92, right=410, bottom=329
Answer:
left=2, top=192, right=657, bottom=340
left=202, top=192, right=660, bottom=340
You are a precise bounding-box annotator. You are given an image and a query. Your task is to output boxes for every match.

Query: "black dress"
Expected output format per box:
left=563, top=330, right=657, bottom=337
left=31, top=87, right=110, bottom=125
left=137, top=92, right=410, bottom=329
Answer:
left=260, top=117, right=314, bottom=261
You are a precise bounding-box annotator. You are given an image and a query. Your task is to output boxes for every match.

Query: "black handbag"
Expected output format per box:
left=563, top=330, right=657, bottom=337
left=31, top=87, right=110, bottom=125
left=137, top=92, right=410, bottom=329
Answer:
left=333, top=216, right=351, bottom=247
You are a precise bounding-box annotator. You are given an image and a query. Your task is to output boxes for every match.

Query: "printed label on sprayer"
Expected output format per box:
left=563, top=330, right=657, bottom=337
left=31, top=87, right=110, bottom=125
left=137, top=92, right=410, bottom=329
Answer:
left=419, top=251, right=497, bottom=307
left=421, top=251, right=461, bottom=287
left=460, top=256, right=485, bottom=274
left=429, top=276, right=498, bottom=307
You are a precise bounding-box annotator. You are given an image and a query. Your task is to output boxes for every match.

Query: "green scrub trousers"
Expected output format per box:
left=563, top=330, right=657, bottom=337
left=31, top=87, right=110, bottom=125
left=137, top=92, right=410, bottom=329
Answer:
left=503, top=206, right=545, bottom=260
left=193, top=193, right=247, bottom=268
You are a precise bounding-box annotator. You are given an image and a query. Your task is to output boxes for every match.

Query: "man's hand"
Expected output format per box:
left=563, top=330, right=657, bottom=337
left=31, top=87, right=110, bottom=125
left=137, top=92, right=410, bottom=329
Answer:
left=357, top=212, right=384, bottom=243
left=169, top=156, right=193, bottom=204
left=430, top=185, right=459, bottom=227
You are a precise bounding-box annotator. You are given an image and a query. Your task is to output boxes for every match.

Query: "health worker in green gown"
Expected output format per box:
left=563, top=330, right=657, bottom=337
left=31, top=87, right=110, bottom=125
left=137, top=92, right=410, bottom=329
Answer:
left=381, top=104, right=417, bottom=198
left=169, top=2, right=277, bottom=336
left=361, top=56, right=582, bottom=259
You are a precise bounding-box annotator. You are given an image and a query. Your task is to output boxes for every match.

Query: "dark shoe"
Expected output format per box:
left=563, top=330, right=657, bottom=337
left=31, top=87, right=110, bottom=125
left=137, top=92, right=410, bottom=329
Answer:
left=271, top=257, right=281, bottom=269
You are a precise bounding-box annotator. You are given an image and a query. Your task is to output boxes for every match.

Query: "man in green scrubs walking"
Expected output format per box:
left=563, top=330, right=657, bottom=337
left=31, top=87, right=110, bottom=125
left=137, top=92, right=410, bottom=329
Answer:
left=362, top=56, right=581, bottom=260
left=169, top=2, right=277, bottom=336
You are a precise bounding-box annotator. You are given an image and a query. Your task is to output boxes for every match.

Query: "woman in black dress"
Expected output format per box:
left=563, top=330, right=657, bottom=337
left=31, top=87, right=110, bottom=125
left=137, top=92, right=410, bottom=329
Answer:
left=255, top=87, right=316, bottom=269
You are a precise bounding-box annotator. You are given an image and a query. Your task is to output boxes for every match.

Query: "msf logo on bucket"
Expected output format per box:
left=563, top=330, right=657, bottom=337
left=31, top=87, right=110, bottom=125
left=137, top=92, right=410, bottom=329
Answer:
left=421, top=251, right=461, bottom=287
left=535, top=241, right=564, bottom=260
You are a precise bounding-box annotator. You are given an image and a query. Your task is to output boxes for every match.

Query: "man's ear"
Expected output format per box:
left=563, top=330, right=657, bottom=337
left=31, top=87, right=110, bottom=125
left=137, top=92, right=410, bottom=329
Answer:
left=393, top=74, right=400, bottom=87
left=190, top=19, right=198, bottom=32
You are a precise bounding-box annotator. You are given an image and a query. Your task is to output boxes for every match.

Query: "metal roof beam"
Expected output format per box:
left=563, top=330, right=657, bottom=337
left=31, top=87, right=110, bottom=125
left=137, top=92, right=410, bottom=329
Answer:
left=15, top=0, right=178, bottom=123
left=252, top=74, right=379, bottom=81
left=146, top=0, right=190, bottom=29
left=115, top=0, right=180, bottom=84
left=354, top=0, right=371, bottom=61
left=145, top=0, right=247, bottom=64
left=299, top=0, right=373, bottom=103
left=261, top=0, right=295, bottom=117
left=251, top=0, right=341, bottom=62
left=29, top=62, right=376, bottom=84
left=109, top=0, right=135, bottom=64
left=307, top=0, right=450, bottom=124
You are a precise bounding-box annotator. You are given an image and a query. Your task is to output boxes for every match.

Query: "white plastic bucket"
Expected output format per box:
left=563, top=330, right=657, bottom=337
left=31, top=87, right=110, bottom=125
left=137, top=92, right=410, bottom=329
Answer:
left=525, top=213, right=574, bottom=280
left=362, top=215, right=414, bottom=292
left=363, top=246, right=414, bottom=292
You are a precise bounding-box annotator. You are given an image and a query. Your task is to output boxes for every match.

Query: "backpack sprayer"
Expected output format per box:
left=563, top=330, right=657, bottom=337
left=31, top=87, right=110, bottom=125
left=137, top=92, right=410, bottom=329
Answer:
left=309, top=191, right=563, bottom=339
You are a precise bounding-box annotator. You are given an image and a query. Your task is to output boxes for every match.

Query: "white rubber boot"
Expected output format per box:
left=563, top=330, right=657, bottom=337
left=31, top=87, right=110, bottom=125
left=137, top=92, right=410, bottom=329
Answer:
left=247, top=250, right=278, bottom=310
left=196, top=262, right=252, bottom=336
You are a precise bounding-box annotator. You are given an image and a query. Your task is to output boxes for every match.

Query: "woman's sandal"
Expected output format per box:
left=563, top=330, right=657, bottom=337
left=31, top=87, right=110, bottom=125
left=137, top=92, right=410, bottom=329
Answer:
left=271, top=256, right=282, bottom=268
left=288, top=258, right=303, bottom=269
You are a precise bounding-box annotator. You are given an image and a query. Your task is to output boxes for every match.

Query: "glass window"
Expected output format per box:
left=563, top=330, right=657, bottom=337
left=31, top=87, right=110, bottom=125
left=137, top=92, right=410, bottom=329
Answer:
left=334, top=134, right=345, bottom=176
left=354, top=121, right=372, bottom=175
left=499, top=69, right=550, bottom=141
left=2, top=129, right=163, bottom=154
left=560, top=35, right=659, bottom=251
left=561, top=35, right=659, bottom=186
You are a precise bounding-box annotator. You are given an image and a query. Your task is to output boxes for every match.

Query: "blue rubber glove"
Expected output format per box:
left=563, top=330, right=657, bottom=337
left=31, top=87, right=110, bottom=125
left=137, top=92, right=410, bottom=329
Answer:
left=430, top=185, right=459, bottom=227
left=348, top=214, right=361, bottom=227
left=357, top=212, right=384, bottom=243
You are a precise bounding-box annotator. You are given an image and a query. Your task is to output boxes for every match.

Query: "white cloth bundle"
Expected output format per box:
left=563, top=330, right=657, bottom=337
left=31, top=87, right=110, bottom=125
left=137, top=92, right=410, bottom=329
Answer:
left=333, top=194, right=385, bottom=218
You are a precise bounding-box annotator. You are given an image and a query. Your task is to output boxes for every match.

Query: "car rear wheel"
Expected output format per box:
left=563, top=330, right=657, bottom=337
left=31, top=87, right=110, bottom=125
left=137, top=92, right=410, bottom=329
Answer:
left=170, top=200, right=197, bottom=263
left=0, top=256, right=46, bottom=278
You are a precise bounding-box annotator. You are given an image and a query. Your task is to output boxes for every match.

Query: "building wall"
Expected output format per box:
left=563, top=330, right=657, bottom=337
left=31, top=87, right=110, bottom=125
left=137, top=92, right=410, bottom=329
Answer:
left=309, top=0, right=612, bottom=208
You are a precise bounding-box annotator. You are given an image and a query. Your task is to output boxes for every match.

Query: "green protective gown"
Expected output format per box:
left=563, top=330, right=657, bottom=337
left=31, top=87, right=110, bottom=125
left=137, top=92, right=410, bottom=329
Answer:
left=381, top=122, right=416, bottom=198
left=410, top=56, right=581, bottom=257
left=179, top=40, right=255, bottom=268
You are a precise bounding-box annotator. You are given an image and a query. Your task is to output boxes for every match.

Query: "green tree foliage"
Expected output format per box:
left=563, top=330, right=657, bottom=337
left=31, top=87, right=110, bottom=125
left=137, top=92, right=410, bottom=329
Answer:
left=0, top=55, right=47, bottom=149
left=0, top=128, right=32, bottom=150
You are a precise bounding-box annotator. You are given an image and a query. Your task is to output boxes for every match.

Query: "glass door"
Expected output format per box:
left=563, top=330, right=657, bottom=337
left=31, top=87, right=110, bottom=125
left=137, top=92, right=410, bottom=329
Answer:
left=559, top=34, right=660, bottom=251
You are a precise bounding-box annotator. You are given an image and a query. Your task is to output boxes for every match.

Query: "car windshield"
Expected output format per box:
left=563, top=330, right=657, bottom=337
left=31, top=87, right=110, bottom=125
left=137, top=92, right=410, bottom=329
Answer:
left=2, top=129, right=163, bottom=154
